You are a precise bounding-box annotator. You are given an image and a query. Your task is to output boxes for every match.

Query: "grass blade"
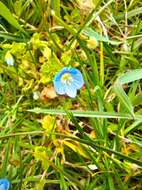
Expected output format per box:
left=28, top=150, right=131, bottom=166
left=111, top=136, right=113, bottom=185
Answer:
left=113, top=82, right=134, bottom=117
left=0, top=1, right=23, bottom=31
left=27, top=108, right=142, bottom=120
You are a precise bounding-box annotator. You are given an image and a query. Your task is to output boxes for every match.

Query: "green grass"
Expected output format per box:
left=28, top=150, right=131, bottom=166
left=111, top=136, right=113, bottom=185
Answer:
left=0, top=0, right=142, bottom=189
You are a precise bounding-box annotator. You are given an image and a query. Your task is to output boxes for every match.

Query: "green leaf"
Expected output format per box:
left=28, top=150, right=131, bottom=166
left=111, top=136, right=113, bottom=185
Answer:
left=1, top=139, right=10, bottom=177
left=127, top=7, right=142, bottom=18
left=0, top=1, right=23, bottom=30
left=113, top=82, right=134, bottom=117
left=116, top=7, right=142, bottom=19
left=112, top=69, right=142, bottom=117
left=52, top=0, right=60, bottom=18
left=124, top=120, right=142, bottom=135
left=82, top=27, right=121, bottom=45
left=119, top=69, right=142, bottom=85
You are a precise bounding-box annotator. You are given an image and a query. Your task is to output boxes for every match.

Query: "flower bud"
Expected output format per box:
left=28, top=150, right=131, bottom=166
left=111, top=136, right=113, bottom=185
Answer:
left=5, top=51, right=14, bottom=66
left=87, top=37, right=98, bottom=49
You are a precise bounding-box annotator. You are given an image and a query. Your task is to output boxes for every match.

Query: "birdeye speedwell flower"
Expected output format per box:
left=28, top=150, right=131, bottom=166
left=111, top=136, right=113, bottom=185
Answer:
left=0, top=178, right=10, bottom=190
left=5, top=51, right=14, bottom=66
left=53, top=67, right=84, bottom=98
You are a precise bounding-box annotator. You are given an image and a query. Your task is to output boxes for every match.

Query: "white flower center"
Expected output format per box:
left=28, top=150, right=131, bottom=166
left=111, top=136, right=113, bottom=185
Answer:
left=61, top=73, right=73, bottom=85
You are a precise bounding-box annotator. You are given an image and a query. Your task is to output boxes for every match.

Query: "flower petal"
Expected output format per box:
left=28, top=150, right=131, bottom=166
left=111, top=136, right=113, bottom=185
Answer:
left=0, top=179, right=10, bottom=190
left=62, top=67, right=84, bottom=89
left=53, top=72, right=65, bottom=95
left=60, top=67, right=70, bottom=73
left=71, top=68, right=84, bottom=89
left=53, top=72, right=61, bottom=81
left=53, top=67, right=84, bottom=97
left=53, top=80, right=65, bottom=95
left=65, top=85, right=77, bottom=98
left=73, top=74, right=84, bottom=89
left=69, top=67, right=81, bottom=75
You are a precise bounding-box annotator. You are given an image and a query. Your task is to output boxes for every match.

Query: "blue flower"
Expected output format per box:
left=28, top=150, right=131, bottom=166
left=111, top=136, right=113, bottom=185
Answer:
left=53, top=67, right=84, bottom=98
left=5, top=51, right=14, bottom=66
left=0, top=179, right=10, bottom=190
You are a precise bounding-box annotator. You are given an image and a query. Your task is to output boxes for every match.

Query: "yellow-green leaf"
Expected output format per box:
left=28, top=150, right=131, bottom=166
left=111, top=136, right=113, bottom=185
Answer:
left=63, top=140, right=89, bottom=159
